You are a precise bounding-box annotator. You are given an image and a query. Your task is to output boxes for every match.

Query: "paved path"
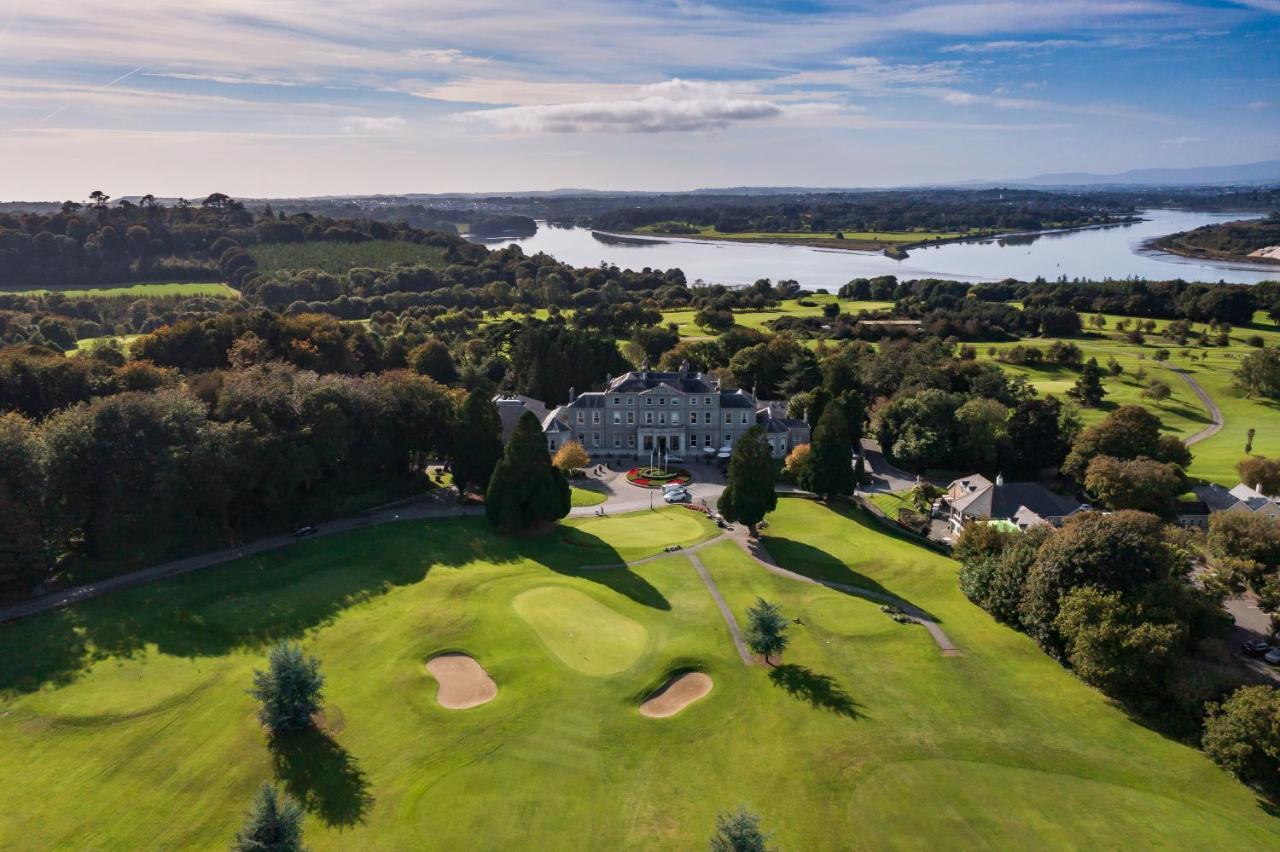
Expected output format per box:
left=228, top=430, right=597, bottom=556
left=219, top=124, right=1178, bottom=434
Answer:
left=726, top=527, right=961, bottom=656
left=689, top=553, right=754, bottom=665
left=1173, top=368, right=1224, bottom=446
left=0, top=495, right=483, bottom=624
left=584, top=520, right=961, bottom=657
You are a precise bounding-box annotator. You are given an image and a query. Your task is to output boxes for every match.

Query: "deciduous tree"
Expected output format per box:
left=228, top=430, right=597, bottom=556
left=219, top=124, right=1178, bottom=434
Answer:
left=451, top=388, right=503, bottom=493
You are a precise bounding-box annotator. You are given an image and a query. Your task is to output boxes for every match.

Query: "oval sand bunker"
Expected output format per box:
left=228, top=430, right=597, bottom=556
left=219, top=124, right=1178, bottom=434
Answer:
left=639, top=672, right=713, bottom=718
left=426, top=654, right=497, bottom=709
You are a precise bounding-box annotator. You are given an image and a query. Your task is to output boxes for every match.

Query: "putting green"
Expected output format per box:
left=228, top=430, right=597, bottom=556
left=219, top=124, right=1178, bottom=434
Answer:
left=511, top=587, right=649, bottom=676
left=564, top=509, right=709, bottom=552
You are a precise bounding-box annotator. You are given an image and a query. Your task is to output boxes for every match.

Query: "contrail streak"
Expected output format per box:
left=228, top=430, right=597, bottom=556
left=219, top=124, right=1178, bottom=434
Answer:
left=34, top=66, right=145, bottom=125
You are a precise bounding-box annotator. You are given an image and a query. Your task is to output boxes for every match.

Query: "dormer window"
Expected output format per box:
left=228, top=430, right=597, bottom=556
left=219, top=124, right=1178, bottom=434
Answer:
left=612, top=396, right=621, bottom=405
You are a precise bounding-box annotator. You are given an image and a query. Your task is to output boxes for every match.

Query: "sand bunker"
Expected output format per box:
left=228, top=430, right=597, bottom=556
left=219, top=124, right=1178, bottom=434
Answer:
left=639, top=672, right=713, bottom=718
left=426, top=654, right=497, bottom=709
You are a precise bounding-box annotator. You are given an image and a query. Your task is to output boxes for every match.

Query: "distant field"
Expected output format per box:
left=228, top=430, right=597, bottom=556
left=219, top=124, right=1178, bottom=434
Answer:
left=661, top=294, right=894, bottom=337
left=635, top=224, right=972, bottom=245
left=979, top=309, right=1280, bottom=485
left=249, top=241, right=447, bottom=274
left=1, top=282, right=237, bottom=298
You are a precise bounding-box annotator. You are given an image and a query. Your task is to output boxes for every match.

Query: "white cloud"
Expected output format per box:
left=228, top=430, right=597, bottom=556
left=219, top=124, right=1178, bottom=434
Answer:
left=941, top=38, right=1089, bottom=53
left=1245, top=100, right=1274, bottom=110
left=1161, top=135, right=1205, bottom=147
left=459, top=96, right=784, bottom=134
left=341, top=115, right=406, bottom=133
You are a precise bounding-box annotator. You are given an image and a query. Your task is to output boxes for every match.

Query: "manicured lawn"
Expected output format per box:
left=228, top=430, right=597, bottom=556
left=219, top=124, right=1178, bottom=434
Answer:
left=249, top=241, right=447, bottom=274
left=570, top=485, right=607, bottom=507
left=661, top=295, right=894, bottom=338
left=1, top=282, right=237, bottom=298
left=0, top=502, right=1274, bottom=848
left=865, top=489, right=913, bottom=517
left=978, top=311, right=1280, bottom=485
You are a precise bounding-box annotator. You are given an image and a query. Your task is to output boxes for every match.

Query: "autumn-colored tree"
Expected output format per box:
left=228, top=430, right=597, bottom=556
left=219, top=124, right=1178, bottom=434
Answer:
left=552, top=441, right=590, bottom=472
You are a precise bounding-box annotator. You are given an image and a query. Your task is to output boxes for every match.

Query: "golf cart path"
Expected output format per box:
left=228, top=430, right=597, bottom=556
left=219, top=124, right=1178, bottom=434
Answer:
left=0, top=496, right=484, bottom=624
left=1172, top=369, right=1224, bottom=446
left=729, top=530, right=961, bottom=655
left=690, top=552, right=755, bottom=666
left=581, top=521, right=960, bottom=657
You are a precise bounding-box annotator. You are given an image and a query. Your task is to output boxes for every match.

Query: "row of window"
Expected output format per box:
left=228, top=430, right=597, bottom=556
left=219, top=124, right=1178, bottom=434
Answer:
left=578, top=410, right=750, bottom=426
left=610, top=395, right=715, bottom=407
left=559, top=432, right=742, bottom=450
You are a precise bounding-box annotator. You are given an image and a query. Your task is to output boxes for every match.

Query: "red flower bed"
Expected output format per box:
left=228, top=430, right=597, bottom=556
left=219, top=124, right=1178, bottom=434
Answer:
left=626, top=467, right=693, bottom=488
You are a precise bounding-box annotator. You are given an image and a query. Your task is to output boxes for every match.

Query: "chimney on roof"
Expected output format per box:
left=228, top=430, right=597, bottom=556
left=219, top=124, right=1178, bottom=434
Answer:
left=996, top=472, right=1004, bottom=486
left=680, top=359, right=690, bottom=375
left=606, top=373, right=612, bottom=386
left=568, top=386, right=576, bottom=402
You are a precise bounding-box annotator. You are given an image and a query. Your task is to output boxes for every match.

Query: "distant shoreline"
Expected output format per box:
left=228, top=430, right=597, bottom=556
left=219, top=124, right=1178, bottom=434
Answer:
left=604, top=216, right=1145, bottom=259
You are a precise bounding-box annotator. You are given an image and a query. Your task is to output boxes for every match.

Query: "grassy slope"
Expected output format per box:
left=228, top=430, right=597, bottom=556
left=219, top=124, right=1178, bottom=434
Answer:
left=979, top=310, right=1280, bottom=485
left=249, top=241, right=447, bottom=274
left=1, top=502, right=1274, bottom=848
left=570, top=485, right=608, bottom=507
left=0, top=282, right=237, bottom=298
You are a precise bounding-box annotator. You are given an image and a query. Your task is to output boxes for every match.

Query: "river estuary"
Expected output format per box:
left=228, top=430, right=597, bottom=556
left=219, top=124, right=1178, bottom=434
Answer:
left=478, top=209, right=1276, bottom=289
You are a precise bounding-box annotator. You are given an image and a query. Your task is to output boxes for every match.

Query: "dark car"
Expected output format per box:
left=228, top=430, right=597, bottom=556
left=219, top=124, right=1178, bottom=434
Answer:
left=1242, top=639, right=1273, bottom=657
left=293, top=525, right=318, bottom=538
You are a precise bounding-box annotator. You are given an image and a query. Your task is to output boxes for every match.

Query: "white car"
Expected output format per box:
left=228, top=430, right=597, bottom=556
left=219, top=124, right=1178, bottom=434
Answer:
left=661, top=482, right=688, bottom=493
left=663, top=489, right=692, bottom=504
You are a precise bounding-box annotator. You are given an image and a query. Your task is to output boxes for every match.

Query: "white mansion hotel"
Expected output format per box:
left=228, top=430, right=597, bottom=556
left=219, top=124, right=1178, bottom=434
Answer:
left=495, top=364, right=810, bottom=460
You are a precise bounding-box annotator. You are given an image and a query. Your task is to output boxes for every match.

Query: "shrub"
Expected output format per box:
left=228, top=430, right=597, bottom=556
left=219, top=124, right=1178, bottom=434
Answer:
left=1203, top=686, right=1280, bottom=796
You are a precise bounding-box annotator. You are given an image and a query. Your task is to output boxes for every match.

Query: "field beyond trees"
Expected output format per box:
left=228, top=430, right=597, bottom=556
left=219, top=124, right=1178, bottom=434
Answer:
left=1, top=502, right=1274, bottom=849
left=248, top=240, right=448, bottom=274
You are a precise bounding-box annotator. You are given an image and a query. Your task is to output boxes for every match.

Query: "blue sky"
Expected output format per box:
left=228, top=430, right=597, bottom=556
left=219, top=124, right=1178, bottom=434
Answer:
left=0, top=1, right=1276, bottom=198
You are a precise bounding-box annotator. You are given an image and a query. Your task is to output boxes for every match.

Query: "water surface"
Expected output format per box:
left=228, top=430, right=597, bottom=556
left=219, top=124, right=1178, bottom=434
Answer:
left=479, top=209, right=1275, bottom=288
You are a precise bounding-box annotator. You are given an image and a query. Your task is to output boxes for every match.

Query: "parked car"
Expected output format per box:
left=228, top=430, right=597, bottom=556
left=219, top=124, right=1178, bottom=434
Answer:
left=665, top=454, right=685, bottom=465
left=664, top=489, right=691, bottom=504
left=662, top=482, right=687, bottom=493
left=1242, top=639, right=1273, bottom=657
left=293, top=525, right=318, bottom=538
left=1264, top=648, right=1280, bottom=667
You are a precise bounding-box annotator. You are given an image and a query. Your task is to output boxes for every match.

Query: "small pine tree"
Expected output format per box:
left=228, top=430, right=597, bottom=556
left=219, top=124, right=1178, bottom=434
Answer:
left=233, top=783, right=306, bottom=852
left=485, top=411, right=571, bottom=532
left=709, top=805, right=773, bottom=852
left=744, top=598, right=789, bottom=665
left=718, top=427, right=777, bottom=536
left=250, top=643, right=324, bottom=734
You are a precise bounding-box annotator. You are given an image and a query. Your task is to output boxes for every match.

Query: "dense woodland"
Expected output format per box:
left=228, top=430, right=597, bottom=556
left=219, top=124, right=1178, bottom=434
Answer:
left=588, top=189, right=1138, bottom=234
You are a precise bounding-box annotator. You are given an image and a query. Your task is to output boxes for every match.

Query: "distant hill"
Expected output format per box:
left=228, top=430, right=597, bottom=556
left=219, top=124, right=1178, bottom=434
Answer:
left=1007, top=160, right=1280, bottom=188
